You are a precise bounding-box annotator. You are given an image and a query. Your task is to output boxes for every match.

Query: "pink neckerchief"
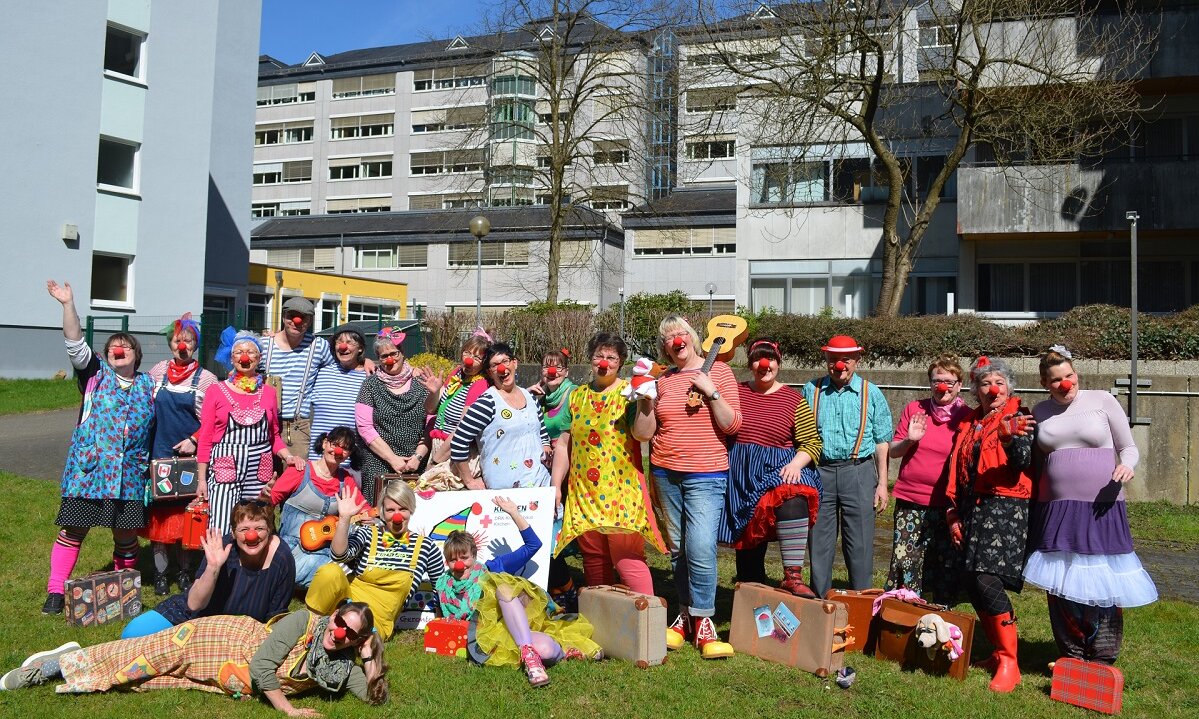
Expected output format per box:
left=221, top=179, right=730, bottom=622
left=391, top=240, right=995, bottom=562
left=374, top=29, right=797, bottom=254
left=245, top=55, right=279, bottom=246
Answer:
left=927, top=396, right=966, bottom=424
left=376, top=362, right=414, bottom=392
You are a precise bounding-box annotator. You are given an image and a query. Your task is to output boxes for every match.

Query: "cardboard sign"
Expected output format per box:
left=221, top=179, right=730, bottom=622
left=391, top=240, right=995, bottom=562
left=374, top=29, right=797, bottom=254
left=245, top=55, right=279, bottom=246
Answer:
left=396, top=486, right=555, bottom=631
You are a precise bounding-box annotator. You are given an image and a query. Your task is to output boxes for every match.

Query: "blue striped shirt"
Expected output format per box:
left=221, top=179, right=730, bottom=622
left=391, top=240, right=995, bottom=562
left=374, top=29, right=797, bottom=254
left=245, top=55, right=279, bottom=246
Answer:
left=306, top=363, right=368, bottom=459
left=258, top=334, right=333, bottom=420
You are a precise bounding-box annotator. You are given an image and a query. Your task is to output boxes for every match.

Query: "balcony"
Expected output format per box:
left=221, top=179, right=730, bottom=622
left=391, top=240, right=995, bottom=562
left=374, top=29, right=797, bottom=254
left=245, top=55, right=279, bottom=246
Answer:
left=957, top=159, right=1199, bottom=234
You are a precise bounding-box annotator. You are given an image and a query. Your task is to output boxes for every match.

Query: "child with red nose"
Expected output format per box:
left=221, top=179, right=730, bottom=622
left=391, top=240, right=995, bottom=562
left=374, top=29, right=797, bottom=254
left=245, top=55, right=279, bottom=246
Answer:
left=435, top=496, right=601, bottom=687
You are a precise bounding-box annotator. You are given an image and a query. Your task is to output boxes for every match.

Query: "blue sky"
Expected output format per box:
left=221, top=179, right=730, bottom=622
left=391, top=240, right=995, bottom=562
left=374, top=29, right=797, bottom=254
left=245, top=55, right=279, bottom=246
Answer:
left=259, top=0, right=496, bottom=64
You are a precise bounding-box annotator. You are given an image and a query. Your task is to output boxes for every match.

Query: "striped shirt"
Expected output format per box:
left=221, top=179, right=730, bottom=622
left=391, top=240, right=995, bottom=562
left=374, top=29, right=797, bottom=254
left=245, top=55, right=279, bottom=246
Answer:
left=733, top=383, right=822, bottom=462
left=450, top=391, right=551, bottom=462
left=333, top=526, right=447, bottom=581
left=305, top=363, right=368, bottom=459
left=147, top=360, right=218, bottom=417
left=650, top=362, right=742, bottom=472
left=258, top=334, right=333, bottom=420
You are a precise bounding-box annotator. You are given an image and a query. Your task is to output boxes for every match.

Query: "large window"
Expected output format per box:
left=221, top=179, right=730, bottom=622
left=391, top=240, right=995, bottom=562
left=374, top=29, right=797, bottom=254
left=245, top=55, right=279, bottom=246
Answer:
left=491, top=74, right=537, bottom=96
left=247, top=293, right=271, bottom=334
left=255, top=122, right=313, bottom=146
left=253, top=160, right=311, bottom=185
left=980, top=257, right=1193, bottom=314
left=590, top=185, right=630, bottom=210
left=751, top=147, right=955, bottom=205
left=633, top=227, right=735, bottom=256
left=346, top=302, right=399, bottom=322
left=411, top=106, right=487, bottom=133
left=330, top=114, right=394, bottom=140
left=407, top=194, right=482, bottom=210
left=685, top=137, right=735, bottom=160
left=326, top=196, right=391, bottom=213
left=489, top=166, right=535, bottom=185
left=411, top=150, right=484, bottom=175
left=413, top=64, right=488, bottom=91
left=266, top=248, right=337, bottom=272
left=492, top=100, right=535, bottom=140
left=593, top=139, right=631, bottom=166
left=91, top=253, right=132, bottom=306
left=104, top=24, right=144, bottom=80
left=331, top=74, right=395, bottom=99
left=97, top=137, right=138, bottom=191
left=448, top=242, right=530, bottom=267
left=749, top=260, right=890, bottom=318
left=256, top=82, right=315, bottom=106
left=357, top=245, right=428, bottom=269
left=253, top=200, right=311, bottom=218
left=319, top=298, right=340, bottom=331
left=328, top=156, right=393, bottom=180
left=686, top=87, right=737, bottom=113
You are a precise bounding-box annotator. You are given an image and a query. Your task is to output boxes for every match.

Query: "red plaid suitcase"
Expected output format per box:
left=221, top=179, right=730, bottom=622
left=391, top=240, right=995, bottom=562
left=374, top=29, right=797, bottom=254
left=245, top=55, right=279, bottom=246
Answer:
left=1051, top=658, right=1124, bottom=714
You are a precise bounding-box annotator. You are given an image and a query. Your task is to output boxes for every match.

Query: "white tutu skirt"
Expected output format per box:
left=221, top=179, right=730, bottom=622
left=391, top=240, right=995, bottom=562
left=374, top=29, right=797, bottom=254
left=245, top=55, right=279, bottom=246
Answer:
left=1023, top=550, right=1158, bottom=608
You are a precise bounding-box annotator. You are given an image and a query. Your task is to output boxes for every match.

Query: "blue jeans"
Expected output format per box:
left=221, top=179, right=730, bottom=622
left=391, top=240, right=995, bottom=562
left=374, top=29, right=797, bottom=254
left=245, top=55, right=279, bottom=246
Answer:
left=651, top=466, right=727, bottom=618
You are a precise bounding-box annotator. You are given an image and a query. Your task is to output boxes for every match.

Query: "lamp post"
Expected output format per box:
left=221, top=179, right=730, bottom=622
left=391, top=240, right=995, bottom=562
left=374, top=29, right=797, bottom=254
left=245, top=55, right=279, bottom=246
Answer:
left=618, top=287, right=625, bottom=338
left=705, top=282, right=716, bottom=314
left=469, top=215, right=491, bottom=328
left=1126, top=210, right=1140, bottom=425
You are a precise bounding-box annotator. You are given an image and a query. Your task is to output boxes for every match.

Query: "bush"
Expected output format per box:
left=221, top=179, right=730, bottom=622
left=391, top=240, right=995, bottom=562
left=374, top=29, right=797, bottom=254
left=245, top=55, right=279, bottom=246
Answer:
left=407, top=352, right=456, bottom=378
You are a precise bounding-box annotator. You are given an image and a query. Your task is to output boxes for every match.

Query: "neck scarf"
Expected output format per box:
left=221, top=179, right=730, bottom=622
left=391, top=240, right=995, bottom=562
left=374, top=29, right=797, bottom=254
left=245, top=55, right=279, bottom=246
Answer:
left=435, top=370, right=485, bottom=429
left=434, top=565, right=487, bottom=619
left=542, top=378, right=576, bottom=414
left=229, top=374, right=263, bottom=393
left=376, top=362, right=413, bottom=391
left=167, top=359, right=199, bottom=385
left=928, top=396, right=965, bottom=424
left=305, top=617, right=354, bottom=691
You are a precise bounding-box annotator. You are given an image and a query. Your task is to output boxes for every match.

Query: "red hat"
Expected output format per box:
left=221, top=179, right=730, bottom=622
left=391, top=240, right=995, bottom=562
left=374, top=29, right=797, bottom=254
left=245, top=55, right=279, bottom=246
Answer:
left=821, top=335, right=863, bottom=353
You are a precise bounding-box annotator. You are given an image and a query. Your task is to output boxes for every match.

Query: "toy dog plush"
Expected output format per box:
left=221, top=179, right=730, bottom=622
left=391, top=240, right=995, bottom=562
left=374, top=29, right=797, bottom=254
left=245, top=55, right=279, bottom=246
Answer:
left=621, top=357, right=665, bottom=401
left=915, top=613, right=964, bottom=662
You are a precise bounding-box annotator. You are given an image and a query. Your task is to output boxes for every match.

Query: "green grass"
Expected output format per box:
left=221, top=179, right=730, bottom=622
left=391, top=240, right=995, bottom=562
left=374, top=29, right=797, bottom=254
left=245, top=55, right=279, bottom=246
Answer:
left=0, top=471, right=1196, bottom=719
left=0, top=379, right=79, bottom=416
left=1125, top=501, right=1199, bottom=545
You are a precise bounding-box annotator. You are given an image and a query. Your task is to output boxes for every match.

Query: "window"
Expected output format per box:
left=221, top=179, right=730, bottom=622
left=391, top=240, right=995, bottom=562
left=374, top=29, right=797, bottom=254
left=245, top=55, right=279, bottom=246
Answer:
left=326, top=196, right=391, bottom=213
left=104, top=24, right=144, bottom=79
left=411, top=150, right=485, bottom=175
left=97, top=137, right=138, bottom=191
left=319, top=299, right=340, bottom=331
left=685, top=138, right=735, bottom=160
left=686, top=88, right=737, bottom=113
left=278, top=200, right=311, bottom=216
left=749, top=265, right=879, bottom=317
left=253, top=160, right=311, bottom=185
left=247, top=293, right=271, bottom=334
left=411, top=106, right=487, bottom=133
left=536, top=192, right=571, bottom=205
left=919, top=24, right=955, bottom=48
left=331, top=74, right=395, bottom=99
left=407, top=194, right=482, bottom=210
left=255, top=122, right=313, bottom=146
left=330, top=114, right=394, bottom=140
left=595, top=93, right=628, bottom=118
left=633, top=227, right=736, bottom=256
left=688, top=53, right=724, bottom=67
left=492, top=100, right=535, bottom=140
left=448, top=242, right=530, bottom=267
left=91, top=253, right=132, bottom=305
left=346, top=302, right=399, bottom=323
left=413, top=64, right=488, bottom=91
left=751, top=148, right=953, bottom=205
left=256, top=82, right=316, bottom=106
left=562, top=241, right=592, bottom=267
left=537, top=110, right=573, bottom=125
left=751, top=160, right=826, bottom=204
left=976, top=263, right=1025, bottom=312
left=491, top=74, right=537, bottom=96
left=590, top=186, right=629, bottom=210
left=357, top=245, right=428, bottom=269
left=328, top=157, right=393, bottom=180
left=266, top=248, right=337, bottom=271
left=593, top=139, right=631, bottom=166
left=252, top=202, right=277, bottom=218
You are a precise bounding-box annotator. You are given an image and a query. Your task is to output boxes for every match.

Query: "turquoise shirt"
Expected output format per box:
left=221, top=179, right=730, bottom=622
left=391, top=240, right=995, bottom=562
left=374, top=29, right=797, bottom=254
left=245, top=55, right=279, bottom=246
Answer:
left=801, top=373, right=894, bottom=461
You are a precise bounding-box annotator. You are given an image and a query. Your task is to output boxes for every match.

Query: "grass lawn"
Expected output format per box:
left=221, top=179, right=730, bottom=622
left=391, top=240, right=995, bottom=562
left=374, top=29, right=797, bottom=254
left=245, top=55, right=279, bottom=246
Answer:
left=0, top=379, right=79, bottom=416
left=0, top=472, right=1196, bottom=719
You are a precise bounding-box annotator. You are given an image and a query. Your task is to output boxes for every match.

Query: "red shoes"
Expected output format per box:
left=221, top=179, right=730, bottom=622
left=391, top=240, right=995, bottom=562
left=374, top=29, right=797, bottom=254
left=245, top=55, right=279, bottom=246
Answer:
left=977, top=612, right=1021, bottom=693
left=666, top=612, right=689, bottom=650
left=519, top=644, right=550, bottom=687
left=693, top=616, right=734, bottom=659
left=779, top=566, right=817, bottom=599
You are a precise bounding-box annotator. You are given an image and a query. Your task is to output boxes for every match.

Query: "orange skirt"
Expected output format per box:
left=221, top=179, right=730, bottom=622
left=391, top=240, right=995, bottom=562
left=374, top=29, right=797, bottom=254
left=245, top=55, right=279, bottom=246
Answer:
left=142, top=503, right=188, bottom=544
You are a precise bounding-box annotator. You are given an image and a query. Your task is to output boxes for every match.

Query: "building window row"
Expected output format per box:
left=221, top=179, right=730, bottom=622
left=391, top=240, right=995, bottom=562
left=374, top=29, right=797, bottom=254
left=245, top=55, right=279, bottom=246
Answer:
left=633, top=227, right=735, bottom=256
left=253, top=160, right=312, bottom=185
left=330, top=114, right=394, bottom=140
left=413, top=64, right=489, bottom=91
left=408, top=193, right=483, bottom=210
left=266, top=247, right=337, bottom=272
left=357, top=245, right=429, bottom=269
left=593, top=139, right=631, bottom=166
left=750, top=150, right=955, bottom=205
left=685, top=137, right=735, bottom=160
left=329, top=156, right=393, bottom=180
left=326, top=196, right=391, bottom=213
left=257, top=82, right=316, bottom=106
left=448, top=241, right=530, bottom=267
left=977, top=259, right=1199, bottom=314
left=331, top=73, right=395, bottom=99
left=411, top=106, right=487, bottom=133
left=252, top=200, right=311, bottom=218
left=255, top=122, right=313, bottom=146
left=411, top=150, right=484, bottom=175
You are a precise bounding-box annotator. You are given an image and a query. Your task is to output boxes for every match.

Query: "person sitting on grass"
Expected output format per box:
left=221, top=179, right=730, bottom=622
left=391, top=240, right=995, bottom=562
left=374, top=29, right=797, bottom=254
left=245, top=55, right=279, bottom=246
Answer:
left=2, top=601, right=388, bottom=716
left=435, top=496, right=601, bottom=688
left=121, top=499, right=295, bottom=639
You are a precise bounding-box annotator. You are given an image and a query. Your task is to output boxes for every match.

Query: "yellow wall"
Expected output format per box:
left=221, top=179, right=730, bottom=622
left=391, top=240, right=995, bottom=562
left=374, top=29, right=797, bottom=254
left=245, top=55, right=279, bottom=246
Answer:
left=248, top=264, right=408, bottom=328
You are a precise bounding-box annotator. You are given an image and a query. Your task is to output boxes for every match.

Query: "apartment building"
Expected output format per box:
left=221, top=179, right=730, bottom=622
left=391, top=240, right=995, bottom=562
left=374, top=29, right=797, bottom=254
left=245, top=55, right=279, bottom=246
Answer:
left=2, top=1, right=260, bottom=377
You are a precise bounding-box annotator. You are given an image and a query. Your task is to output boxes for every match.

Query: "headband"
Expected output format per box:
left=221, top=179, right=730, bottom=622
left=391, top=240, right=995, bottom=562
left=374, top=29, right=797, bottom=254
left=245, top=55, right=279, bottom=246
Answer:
left=377, top=326, right=407, bottom=344
left=471, top=326, right=492, bottom=342
left=1048, top=344, right=1072, bottom=359
left=749, top=340, right=780, bottom=354
left=214, top=327, right=260, bottom=369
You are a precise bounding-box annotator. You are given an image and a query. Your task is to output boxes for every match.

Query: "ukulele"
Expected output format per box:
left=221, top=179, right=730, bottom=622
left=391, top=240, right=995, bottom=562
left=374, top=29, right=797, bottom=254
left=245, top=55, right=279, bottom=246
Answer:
left=298, top=508, right=378, bottom=551
left=686, top=314, right=749, bottom=408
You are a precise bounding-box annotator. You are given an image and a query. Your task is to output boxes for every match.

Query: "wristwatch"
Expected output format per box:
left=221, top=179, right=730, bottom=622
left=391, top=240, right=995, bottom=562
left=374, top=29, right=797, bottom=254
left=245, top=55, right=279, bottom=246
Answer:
left=709, top=390, right=721, bottom=402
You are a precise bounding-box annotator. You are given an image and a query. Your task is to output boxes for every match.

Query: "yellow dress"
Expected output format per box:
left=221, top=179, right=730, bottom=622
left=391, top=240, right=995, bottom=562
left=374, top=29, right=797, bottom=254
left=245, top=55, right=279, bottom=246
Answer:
left=472, top=572, right=600, bottom=667
left=556, top=380, right=665, bottom=554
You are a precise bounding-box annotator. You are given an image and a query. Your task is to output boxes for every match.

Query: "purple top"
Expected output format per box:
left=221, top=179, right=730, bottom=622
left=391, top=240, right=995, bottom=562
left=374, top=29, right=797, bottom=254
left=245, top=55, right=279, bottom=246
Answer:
left=1033, top=390, right=1138, bottom=467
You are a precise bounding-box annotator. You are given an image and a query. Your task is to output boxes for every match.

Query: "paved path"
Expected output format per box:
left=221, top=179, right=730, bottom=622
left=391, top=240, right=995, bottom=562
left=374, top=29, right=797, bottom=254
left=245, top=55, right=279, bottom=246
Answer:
left=2, top=408, right=1195, bottom=603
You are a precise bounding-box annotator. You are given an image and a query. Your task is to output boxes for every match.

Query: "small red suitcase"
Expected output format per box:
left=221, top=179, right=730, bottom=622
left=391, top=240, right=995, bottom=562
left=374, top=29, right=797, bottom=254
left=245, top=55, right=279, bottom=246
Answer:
left=1051, top=658, right=1124, bottom=714
left=423, top=618, right=469, bottom=657
left=181, top=500, right=210, bottom=550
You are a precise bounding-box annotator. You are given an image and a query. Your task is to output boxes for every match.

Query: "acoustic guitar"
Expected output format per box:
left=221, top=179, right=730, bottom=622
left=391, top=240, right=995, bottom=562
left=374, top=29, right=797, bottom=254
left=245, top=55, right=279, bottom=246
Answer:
left=686, top=314, right=749, bottom=408
left=298, top=508, right=378, bottom=552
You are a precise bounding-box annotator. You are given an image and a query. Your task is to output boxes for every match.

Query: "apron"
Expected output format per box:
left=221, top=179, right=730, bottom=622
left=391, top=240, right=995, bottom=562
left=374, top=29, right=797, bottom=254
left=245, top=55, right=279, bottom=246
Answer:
left=476, top=387, right=551, bottom=489
left=152, top=369, right=203, bottom=460
left=279, top=462, right=347, bottom=586
left=349, top=527, right=424, bottom=640
left=208, top=382, right=275, bottom=534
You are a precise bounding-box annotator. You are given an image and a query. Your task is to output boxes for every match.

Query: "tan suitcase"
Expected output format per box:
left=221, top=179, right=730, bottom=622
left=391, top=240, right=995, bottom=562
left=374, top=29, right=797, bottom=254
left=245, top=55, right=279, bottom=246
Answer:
left=577, top=584, right=667, bottom=668
left=729, top=582, right=854, bottom=677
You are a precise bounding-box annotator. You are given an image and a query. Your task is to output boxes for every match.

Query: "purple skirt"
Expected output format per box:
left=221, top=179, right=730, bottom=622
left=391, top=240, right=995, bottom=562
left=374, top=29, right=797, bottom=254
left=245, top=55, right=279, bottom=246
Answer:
left=1029, top=448, right=1133, bottom=555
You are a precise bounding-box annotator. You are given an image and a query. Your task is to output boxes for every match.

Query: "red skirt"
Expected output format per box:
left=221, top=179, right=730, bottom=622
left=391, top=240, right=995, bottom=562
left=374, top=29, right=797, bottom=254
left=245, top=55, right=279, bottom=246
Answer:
left=730, top=484, right=821, bottom=550
left=142, top=503, right=188, bottom=543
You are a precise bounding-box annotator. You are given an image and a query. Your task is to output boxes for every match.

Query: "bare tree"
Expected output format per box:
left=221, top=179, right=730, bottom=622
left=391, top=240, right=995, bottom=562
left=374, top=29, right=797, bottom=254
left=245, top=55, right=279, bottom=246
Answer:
left=692, top=0, right=1152, bottom=316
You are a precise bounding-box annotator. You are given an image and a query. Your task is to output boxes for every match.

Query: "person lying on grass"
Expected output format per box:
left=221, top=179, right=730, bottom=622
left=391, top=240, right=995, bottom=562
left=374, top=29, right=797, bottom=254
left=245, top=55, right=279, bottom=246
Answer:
left=435, top=495, right=602, bottom=688
left=1, top=601, right=388, bottom=717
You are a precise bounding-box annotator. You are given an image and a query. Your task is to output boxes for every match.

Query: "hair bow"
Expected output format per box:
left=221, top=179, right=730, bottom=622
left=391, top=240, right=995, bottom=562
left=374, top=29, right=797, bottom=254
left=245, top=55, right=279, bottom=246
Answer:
left=975, top=355, right=990, bottom=368
left=471, top=326, right=492, bottom=342
left=377, top=327, right=407, bottom=344
left=560, top=347, right=571, bottom=359
left=1049, top=344, right=1072, bottom=359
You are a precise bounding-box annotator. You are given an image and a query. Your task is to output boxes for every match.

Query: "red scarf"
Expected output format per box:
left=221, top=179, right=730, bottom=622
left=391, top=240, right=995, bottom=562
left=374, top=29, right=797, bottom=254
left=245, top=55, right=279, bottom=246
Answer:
left=166, top=359, right=199, bottom=385
left=946, top=396, right=1033, bottom=506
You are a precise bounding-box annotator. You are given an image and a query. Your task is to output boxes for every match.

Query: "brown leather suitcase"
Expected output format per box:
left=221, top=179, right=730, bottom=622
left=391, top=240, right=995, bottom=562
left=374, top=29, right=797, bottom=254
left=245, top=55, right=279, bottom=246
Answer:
left=578, top=584, right=668, bottom=668
left=729, top=582, right=854, bottom=678
left=873, top=597, right=977, bottom=681
left=824, top=588, right=884, bottom=654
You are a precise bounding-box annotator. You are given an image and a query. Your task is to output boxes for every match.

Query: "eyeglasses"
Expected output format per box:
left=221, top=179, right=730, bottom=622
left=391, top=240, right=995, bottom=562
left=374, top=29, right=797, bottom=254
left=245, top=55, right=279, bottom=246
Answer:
left=378, top=350, right=402, bottom=360
left=664, top=332, right=690, bottom=341
left=332, top=614, right=363, bottom=642
left=489, top=358, right=515, bottom=370
left=930, top=379, right=961, bottom=388
left=592, top=355, right=621, bottom=363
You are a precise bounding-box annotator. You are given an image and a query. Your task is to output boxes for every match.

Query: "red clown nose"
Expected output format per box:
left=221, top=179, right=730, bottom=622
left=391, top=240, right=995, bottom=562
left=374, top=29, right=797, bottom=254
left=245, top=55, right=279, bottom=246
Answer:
left=672, top=336, right=685, bottom=349
left=545, top=366, right=559, bottom=379
left=451, top=560, right=469, bottom=572
left=291, top=316, right=304, bottom=327
left=463, top=356, right=475, bottom=368
left=332, top=447, right=347, bottom=459
left=935, top=382, right=950, bottom=393
left=834, top=360, right=847, bottom=372
left=383, top=357, right=397, bottom=368
left=337, top=343, right=350, bottom=353
left=597, top=360, right=610, bottom=371
left=1059, top=379, right=1074, bottom=392
left=987, top=385, right=1001, bottom=396
left=111, top=348, right=126, bottom=359
left=243, top=529, right=261, bottom=543
left=332, top=625, right=347, bottom=641
left=756, top=358, right=771, bottom=371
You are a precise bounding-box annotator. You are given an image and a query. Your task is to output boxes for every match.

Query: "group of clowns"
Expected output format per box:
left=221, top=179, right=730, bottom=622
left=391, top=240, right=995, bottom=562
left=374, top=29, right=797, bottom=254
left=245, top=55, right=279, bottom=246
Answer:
left=0, top=278, right=1157, bottom=710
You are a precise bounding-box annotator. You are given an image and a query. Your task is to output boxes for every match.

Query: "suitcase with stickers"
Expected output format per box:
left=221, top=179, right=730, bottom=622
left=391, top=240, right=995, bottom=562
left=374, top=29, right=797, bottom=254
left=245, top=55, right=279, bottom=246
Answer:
left=729, top=582, right=854, bottom=677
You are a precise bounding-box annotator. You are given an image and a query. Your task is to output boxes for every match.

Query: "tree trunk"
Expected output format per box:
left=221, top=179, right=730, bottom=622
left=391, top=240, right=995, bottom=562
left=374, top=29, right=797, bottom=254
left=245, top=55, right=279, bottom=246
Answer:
left=545, top=201, right=563, bottom=303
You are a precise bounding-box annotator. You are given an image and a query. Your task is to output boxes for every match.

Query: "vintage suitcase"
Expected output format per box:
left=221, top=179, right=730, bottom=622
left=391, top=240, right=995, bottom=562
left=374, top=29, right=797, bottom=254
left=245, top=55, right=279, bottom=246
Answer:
left=150, top=458, right=200, bottom=500
left=729, top=582, right=854, bottom=678
left=873, top=597, right=977, bottom=681
left=824, top=588, right=884, bottom=654
left=424, top=618, right=469, bottom=658
left=577, top=584, right=668, bottom=668
left=181, top=500, right=210, bottom=550
left=65, top=570, right=142, bottom=627
left=1051, top=658, right=1124, bottom=714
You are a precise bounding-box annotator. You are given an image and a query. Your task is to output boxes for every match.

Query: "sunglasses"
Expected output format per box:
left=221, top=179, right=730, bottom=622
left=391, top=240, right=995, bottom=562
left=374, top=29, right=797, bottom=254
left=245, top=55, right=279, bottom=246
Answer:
left=333, top=613, right=363, bottom=642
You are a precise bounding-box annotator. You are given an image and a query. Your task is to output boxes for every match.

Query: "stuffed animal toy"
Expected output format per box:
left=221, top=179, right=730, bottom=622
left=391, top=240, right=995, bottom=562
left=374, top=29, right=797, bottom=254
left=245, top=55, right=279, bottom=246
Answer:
left=915, top=613, right=964, bottom=662
left=620, top=357, right=665, bottom=401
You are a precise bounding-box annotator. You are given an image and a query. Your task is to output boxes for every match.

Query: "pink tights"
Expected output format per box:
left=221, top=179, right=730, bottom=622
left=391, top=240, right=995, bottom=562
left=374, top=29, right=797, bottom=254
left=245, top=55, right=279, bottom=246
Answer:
left=575, top=531, right=654, bottom=595
left=497, top=589, right=564, bottom=665
left=47, top=527, right=140, bottom=594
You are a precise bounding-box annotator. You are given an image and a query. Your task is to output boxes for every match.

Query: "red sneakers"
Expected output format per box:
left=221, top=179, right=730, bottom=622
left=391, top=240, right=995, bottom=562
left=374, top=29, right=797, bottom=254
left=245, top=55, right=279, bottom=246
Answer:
left=693, top=616, right=734, bottom=659
left=519, top=644, right=550, bottom=687
left=666, top=612, right=689, bottom=650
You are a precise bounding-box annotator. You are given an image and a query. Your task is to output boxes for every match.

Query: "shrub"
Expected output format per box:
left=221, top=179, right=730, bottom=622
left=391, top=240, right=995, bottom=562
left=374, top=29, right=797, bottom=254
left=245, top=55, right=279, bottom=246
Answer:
left=407, top=352, right=456, bottom=378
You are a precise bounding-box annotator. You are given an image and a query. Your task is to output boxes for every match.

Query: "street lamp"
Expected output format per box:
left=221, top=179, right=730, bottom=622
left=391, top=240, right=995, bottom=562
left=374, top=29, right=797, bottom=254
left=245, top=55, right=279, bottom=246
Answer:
left=618, top=287, right=625, bottom=338
left=705, top=282, right=716, bottom=314
left=1126, top=210, right=1141, bottom=425
left=469, top=215, right=491, bottom=328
